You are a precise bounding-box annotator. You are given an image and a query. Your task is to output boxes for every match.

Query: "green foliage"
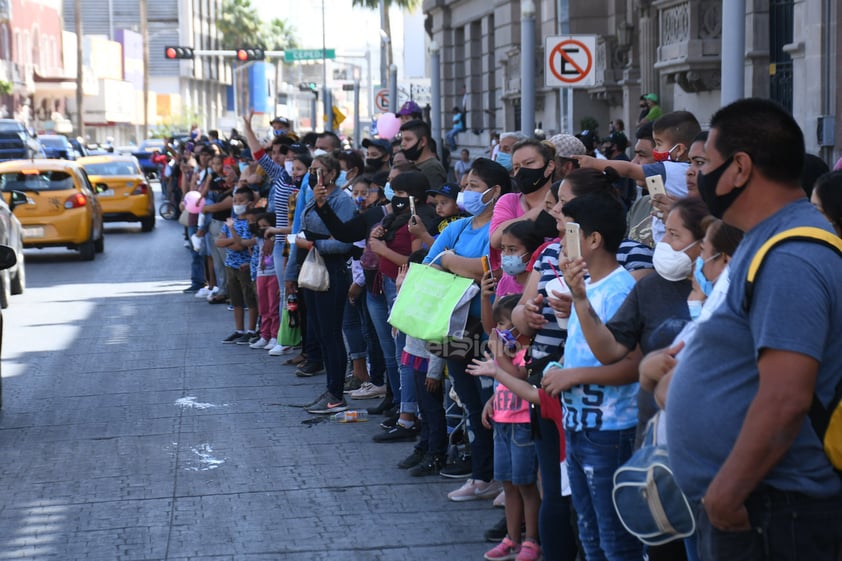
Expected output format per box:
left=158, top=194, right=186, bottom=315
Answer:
left=0, top=81, right=11, bottom=95
left=351, top=0, right=420, bottom=9
left=580, top=116, right=599, bottom=133
left=152, top=107, right=203, bottom=139
left=219, top=0, right=298, bottom=53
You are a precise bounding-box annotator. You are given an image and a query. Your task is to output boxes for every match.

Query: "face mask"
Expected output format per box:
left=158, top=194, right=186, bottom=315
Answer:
left=248, top=223, right=260, bottom=235
left=495, top=151, right=513, bottom=171
left=687, top=300, right=703, bottom=321
left=458, top=188, right=492, bottom=216
left=515, top=164, right=550, bottom=194
left=383, top=181, right=394, bottom=201
left=284, top=161, right=294, bottom=175
left=354, top=196, right=366, bottom=208
left=336, top=170, right=348, bottom=189
left=313, top=148, right=328, bottom=157
left=273, top=129, right=286, bottom=136
left=365, top=157, right=384, bottom=171
left=698, top=157, right=740, bottom=219
left=652, top=144, right=679, bottom=163
left=494, top=328, right=519, bottom=354
left=652, top=240, right=698, bottom=282
left=391, top=196, right=410, bottom=212
left=693, top=254, right=721, bottom=296
left=402, top=141, right=423, bottom=162
left=238, top=162, right=249, bottom=174
left=534, top=209, right=559, bottom=239
left=233, top=204, right=248, bottom=216
left=501, top=253, right=528, bottom=276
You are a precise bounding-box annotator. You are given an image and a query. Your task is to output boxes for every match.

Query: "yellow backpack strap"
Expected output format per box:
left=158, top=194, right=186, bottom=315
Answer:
left=743, top=226, right=842, bottom=312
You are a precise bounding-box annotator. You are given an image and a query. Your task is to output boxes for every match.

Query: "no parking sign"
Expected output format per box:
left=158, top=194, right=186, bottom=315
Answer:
left=545, top=35, right=597, bottom=88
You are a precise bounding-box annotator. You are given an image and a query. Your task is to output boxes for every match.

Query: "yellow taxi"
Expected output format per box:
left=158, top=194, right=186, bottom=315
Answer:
left=77, top=155, right=155, bottom=232
left=0, top=159, right=104, bottom=261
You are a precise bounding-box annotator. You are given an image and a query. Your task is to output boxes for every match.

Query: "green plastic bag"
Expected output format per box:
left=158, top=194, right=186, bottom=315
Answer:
left=277, top=307, right=301, bottom=347
left=387, top=262, right=479, bottom=344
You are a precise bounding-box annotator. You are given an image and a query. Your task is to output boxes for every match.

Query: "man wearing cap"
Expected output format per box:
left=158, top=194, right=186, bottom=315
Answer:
left=362, top=138, right=392, bottom=175
left=546, top=133, right=587, bottom=181
left=270, top=116, right=291, bottom=136
left=396, top=100, right=423, bottom=124
left=638, top=93, right=663, bottom=125
left=601, top=131, right=637, bottom=208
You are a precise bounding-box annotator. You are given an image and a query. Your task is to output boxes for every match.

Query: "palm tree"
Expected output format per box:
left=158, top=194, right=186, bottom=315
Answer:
left=351, top=0, right=420, bottom=85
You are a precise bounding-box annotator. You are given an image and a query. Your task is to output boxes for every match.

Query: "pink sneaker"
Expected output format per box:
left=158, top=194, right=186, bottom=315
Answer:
left=484, top=536, right=521, bottom=561
left=515, top=540, right=542, bottom=561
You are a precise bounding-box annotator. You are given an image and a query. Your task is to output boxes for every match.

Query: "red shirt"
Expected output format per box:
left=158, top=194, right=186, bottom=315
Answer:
left=538, top=389, right=567, bottom=461
left=379, top=224, right=413, bottom=280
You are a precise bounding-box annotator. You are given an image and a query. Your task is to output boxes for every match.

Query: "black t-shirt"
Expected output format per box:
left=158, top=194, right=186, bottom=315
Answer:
left=209, top=175, right=233, bottom=221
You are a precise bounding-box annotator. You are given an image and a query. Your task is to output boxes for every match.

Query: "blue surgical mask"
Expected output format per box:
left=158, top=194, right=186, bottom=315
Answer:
left=238, top=162, right=249, bottom=174
left=495, top=151, right=513, bottom=171
left=687, top=300, right=703, bottom=320
left=336, top=170, right=348, bottom=189
left=354, top=196, right=366, bottom=208
left=457, top=188, right=492, bottom=216
left=500, top=253, right=527, bottom=276
left=693, top=253, right=720, bottom=296
left=383, top=181, right=394, bottom=201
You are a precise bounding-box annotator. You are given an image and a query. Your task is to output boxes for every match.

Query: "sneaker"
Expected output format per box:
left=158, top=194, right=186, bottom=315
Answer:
left=484, top=537, right=521, bottom=561
left=248, top=334, right=262, bottom=345
left=227, top=305, right=235, bottom=311
left=440, top=455, right=473, bottom=479
left=397, top=448, right=426, bottom=469
left=515, top=540, right=541, bottom=561
left=183, top=285, right=202, bottom=293
left=249, top=337, right=269, bottom=349
left=306, top=392, right=348, bottom=414
left=235, top=332, right=255, bottom=345
left=206, top=286, right=220, bottom=302
left=267, top=344, right=286, bottom=356
left=343, top=377, right=363, bottom=393
left=372, top=423, right=419, bottom=443
left=366, top=396, right=394, bottom=415
left=348, top=382, right=387, bottom=400
left=484, top=516, right=509, bottom=543
left=493, top=489, right=506, bottom=508
left=448, top=479, right=502, bottom=502
left=380, top=413, right=400, bottom=430
left=409, top=453, right=445, bottom=477
left=195, top=286, right=210, bottom=298
left=263, top=338, right=277, bottom=350
left=303, top=391, right=330, bottom=409
left=221, top=331, right=242, bottom=344
left=295, top=362, right=325, bottom=377
left=183, top=240, right=191, bottom=249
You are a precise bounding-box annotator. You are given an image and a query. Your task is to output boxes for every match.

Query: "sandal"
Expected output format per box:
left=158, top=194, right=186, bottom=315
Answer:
left=284, top=353, right=306, bottom=366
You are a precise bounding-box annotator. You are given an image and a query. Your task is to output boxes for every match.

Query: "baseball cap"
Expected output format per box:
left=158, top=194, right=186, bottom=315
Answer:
left=426, top=183, right=461, bottom=200
left=270, top=116, right=290, bottom=126
left=643, top=93, right=659, bottom=103
left=362, top=137, right=392, bottom=154
left=397, top=100, right=422, bottom=116
left=547, top=134, right=587, bottom=158
left=604, top=131, right=629, bottom=152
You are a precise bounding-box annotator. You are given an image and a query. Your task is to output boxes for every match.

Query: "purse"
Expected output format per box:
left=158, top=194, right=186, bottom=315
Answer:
left=612, top=413, right=695, bottom=546
left=178, top=210, right=191, bottom=226
left=297, top=247, right=330, bottom=291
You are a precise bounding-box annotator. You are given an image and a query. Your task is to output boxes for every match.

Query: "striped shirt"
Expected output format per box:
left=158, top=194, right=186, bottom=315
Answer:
left=615, top=238, right=654, bottom=271
left=255, top=150, right=295, bottom=242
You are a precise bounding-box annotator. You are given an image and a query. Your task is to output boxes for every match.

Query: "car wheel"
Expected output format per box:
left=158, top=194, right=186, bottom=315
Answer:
left=140, top=216, right=155, bottom=232
left=10, top=261, right=24, bottom=295
left=0, top=270, right=9, bottom=309
left=95, top=231, right=105, bottom=253
left=79, top=240, right=96, bottom=261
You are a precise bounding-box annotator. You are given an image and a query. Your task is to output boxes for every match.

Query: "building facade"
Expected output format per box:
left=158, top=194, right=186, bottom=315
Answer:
left=424, top=0, right=841, bottom=163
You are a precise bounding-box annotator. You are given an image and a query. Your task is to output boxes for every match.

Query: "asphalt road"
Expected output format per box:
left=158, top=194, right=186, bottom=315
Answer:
left=0, top=195, right=499, bottom=560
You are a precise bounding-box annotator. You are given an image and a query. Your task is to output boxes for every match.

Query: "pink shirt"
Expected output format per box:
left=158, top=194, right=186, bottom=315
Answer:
left=491, top=349, right=531, bottom=423
left=489, top=193, right=525, bottom=270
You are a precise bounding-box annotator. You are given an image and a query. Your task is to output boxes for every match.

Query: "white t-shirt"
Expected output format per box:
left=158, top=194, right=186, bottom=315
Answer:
left=642, top=161, right=690, bottom=243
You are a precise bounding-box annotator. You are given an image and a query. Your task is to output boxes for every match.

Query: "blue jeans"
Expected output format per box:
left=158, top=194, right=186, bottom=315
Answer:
left=566, top=427, right=642, bottom=561
left=696, top=487, right=842, bottom=561
left=381, top=276, right=417, bottom=413
left=413, top=368, right=446, bottom=456
left=447, top=355, right=494, bottom=482
left=446, top=126, right=461, bottom=151
left=187, top=225, right=204, bottom=288
left=534, top=416, right=578, bottom=561
left=300, top=257, right=350, bottom=398
left=365, top=282, right=400, bottom=404
left=343, top=290, right=387, bottom=387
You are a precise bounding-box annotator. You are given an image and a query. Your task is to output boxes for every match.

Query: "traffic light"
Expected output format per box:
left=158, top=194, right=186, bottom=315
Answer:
left=298, top=82, right=317, bottom=92
left=236, top=48, right=264, bottom=62
left=164, top=46, right=194, bottom=60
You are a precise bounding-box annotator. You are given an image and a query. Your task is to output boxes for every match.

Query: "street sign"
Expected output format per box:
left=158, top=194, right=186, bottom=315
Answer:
left=374, top=88, right=390, bottom=112
left=341, top=83, right=355, bottom=92
left=284, top=49, right=336, bottom=63
left=545, top=35, right=597, bottom=88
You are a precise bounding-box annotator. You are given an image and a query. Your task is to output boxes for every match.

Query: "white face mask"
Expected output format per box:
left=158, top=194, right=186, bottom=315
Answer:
left=284, top=161, right=294, bottom=175
left=233, top=204, right=248, bottom=216
left=652, top=240, right=698, bottom=282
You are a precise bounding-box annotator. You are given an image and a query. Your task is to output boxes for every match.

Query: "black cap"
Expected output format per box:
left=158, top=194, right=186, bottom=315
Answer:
left=362, top=138, right=392, bottom=154
left=426, top=183, right=461, bottom=200
left=270, top=116, right=290, bottom=126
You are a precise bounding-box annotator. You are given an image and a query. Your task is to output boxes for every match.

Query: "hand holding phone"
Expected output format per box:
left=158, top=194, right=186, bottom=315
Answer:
left=645, top=174, right=667, bottom=198
left=564, top=222, right=582, bottom=260
left=316, top=168, right=323, bottom=186
left=481, top=255, right=493, bottom=280
left=409, top=195, right=416, bottom=216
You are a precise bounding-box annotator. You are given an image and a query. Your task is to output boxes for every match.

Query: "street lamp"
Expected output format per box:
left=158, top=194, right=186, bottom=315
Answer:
left=429, top=40, right=441, bottom=159
left=520, top=0, right=536, bottom=136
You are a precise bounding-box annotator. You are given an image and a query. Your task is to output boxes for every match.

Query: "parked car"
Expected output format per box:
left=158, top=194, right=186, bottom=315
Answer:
left=0, top=193, right=24, bottom=308
left=38, top=134, right=78, bottom=160
left=1, top=159, right=104, bottom=261
left=0, top=120, right=44, bottom=161
left=0, top=243, right=18, bottom=408
left=68, top=137, right=88, bottom=159
left=132, top=138, right=167, bottom=179
left=77, top=155, right=155, bottom=232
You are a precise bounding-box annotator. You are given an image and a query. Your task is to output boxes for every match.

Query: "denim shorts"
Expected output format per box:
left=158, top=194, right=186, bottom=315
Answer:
left=493, top=422, right=538, bottom=485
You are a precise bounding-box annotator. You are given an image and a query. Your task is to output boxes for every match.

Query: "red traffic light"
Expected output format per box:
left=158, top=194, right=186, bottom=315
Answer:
left=235, top=48, right=264, bottom=62
left=165, top=47, right=177, bottom=59
left=236, top=49, right=248, bottom=62
left=164, top=46, right=194, bottom=60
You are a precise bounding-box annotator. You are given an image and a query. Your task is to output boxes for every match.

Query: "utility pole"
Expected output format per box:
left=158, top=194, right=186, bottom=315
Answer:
left=520, top=0, right=536, bottom=136
left=75, top=0, right=85, bottom=139
left=140, top=0, right=149, bottom=139
left=430, top=41, right=442, bottom=160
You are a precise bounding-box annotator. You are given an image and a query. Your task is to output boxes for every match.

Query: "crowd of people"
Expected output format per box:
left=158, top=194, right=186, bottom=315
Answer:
left=157, top=98, right=842, bottom=561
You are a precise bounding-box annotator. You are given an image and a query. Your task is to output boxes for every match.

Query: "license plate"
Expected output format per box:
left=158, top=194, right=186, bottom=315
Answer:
left=22, top=226, right=44, bottom=238
left=99, top=189, right=115, bottom=197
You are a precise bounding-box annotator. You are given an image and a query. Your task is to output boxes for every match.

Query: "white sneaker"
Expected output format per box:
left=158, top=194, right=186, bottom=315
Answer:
left=206, top=286, right=220, bottom=302
left=348, top=382, right=387, bottom=400
left=195, top=286, right=210, bottom=298
left=263, top=338, right=277, bottom=350
left=268, top=344, right=285, bottom=356
left=249, top=337, right=269, bottom=349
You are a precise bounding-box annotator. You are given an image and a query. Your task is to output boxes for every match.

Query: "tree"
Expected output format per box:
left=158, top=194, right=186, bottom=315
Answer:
left=351, top=0, right=420, bottom=84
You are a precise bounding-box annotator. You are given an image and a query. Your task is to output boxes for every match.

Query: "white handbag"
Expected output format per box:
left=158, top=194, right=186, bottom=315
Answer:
left=298, top=247, right=330, bottom=292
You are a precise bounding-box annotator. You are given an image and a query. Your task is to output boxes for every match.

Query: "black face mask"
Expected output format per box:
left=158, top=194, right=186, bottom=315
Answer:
left=402, top=141, right=423, bottom=162
left=248, top=223, right=260, bottom=235
left=515, top=164, right=550, bottom=194
left=534, top=210, right=559, bottom=239
left=697, top=156, right=740, bottom=219
left=365, top=157, right=385, bottom=171
left=391, top=196, right=410, bottom=213
left=308, top=172, right=328, bottom=189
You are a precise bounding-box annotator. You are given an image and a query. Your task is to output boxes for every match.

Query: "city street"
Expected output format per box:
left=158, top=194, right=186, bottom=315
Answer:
left=0, top=193, right=499, bottom=560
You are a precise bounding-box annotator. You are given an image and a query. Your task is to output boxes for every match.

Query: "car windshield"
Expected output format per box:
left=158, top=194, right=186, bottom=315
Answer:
left=40, top=137, right=67, bottom=147
left=82, top=162, right=139, bottom=176
left=0, top=170, right=74, bottom=192
left=139, top=140, right=163, bottom=151
left=0, top=122, right=23, bottom=133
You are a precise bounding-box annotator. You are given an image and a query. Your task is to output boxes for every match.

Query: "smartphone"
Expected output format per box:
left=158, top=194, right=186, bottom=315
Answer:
left=316, top=168, right=323, bottom=185
left=645, top=174, right=667, bottom=198
left=564, top=222, right=582, bottom=260
left=481, top=255, right=494, bottom=280
left=409, top=195, right=416, bottom=215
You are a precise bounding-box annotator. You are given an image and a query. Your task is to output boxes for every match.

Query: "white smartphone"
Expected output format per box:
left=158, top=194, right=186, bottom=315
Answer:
left=409, top=195, right=416, bottom=215
left=564, top=222, right=582, bottom=260
left=645, top=174, right=667, bottom=198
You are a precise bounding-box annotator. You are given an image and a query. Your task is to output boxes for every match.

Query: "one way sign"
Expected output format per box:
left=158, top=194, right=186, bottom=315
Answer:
left=545, top=35, right=597, bottom=88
